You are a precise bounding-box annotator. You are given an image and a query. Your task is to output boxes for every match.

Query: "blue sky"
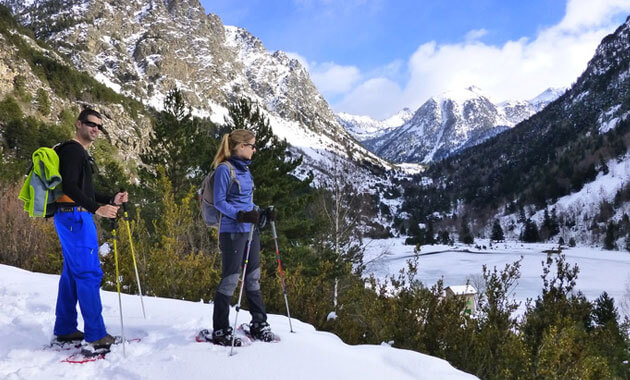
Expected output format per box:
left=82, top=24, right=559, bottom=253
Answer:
left=199, top=0, right=630, bottom=119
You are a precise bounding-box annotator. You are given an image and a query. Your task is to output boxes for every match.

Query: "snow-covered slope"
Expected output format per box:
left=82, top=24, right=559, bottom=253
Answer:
left=337, top=108, right=413, bottom=141
left=364, top=86, right=562, bottom=163
left=0, top=264, right=477, bottom=380
left=501, top=153, right=630, bottom=246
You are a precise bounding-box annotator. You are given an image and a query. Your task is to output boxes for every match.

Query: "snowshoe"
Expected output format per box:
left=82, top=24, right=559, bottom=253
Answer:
left=81, top=333, right=116, bottom=356
left=240, top=322, right=280, bottom=343
left=62, top=336, right=141, bottom=363
left=195, top=328, right=248, bottom=347
left=48, top=331, right=85, bottom=350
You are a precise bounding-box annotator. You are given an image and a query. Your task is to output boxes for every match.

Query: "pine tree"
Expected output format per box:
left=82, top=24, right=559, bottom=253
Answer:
left=459, top=221, right=474, bottom=244
left=522, top=219, right=540, bottom=243
left=36, top=88, right=50, bottom=115
left=604, top=221, right=616, bottom=250
left=543, top=209, right=552, bottom=232
left=438, top=230, right=450, bottom=245
left=600, top=156, right=609, bottom=175
left=550, top=208, right=560, bottom=237
left=491, top=219, right=504, bottom=242
left=139, top=88, right=218, bottom=201
left=518, top=205, right=526, bottom=223
left=425, top=220, right=436, bottom=245
left=13, top=75, right=30, bottom=101
left=592, top=292, right=618, bottom=327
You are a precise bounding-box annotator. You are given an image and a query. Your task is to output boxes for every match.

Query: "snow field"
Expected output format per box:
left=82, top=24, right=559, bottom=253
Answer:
left=0, top=264, right=477, bottom=380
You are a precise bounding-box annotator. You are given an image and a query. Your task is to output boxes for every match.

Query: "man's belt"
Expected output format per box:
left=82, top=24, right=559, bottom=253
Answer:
left=58, top=206, right=90, bottom=213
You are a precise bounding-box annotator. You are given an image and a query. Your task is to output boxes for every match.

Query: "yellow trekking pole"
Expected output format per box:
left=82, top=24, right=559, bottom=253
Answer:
left=111, top=218, right=126, bottom=357
left=121, top=200, right=146, bottom=319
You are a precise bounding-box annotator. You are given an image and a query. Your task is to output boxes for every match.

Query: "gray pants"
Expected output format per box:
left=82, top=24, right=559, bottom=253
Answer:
left=213, top=229, right=267, bottom=331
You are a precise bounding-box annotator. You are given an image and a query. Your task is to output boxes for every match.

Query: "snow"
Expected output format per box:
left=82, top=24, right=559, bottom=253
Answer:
left=395, top=163, right=424, bottom=175
left=93, top=73, right=121, bottom=93
left=511, top=153, right=630, bottom=245
left=598, top=105, right=629, bottom=134
left=0, top=264, right=476, bottom=380
left=529, top=87, right=565, bottom=105
left=436, top=86, right=488, bottom=105
left=446, top=285, right=477, bottom=295
left=364, top=238, right=630, bottom=316
left=337, top=109, right=412, bottom=141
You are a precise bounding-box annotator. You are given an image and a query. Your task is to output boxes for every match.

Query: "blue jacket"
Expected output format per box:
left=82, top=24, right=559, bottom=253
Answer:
left=213, top=157, right=256, bottom=233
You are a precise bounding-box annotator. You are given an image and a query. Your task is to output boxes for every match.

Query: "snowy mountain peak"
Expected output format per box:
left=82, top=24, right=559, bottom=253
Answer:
left=434, top=86, right=489, bottom=105
left=337, top=108, right=413, bottom=141
left=529, top=87, right=566, bottom=105
left=363, top=86, right=562, bottom=163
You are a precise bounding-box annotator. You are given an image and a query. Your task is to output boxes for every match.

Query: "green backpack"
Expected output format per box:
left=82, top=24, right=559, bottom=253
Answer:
left=18, top=143, right=68, bottom=218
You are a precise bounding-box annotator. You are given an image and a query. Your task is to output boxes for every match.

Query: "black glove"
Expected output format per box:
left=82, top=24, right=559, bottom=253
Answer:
left=237, top=209, right=259, bottom=224
left=258, top=210, right=268, bottom=230
left=265, top=207, right=276, bottom=222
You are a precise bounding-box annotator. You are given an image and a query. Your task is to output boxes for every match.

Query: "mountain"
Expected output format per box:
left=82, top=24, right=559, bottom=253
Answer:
left=0, top=0, right=392, bottom=179
left=337, top=108, right=413, bottom=141
left=364, top=86, right=562, bottom=163
left=0, top=4, right=155, bottom=164
left=401, top=16, right=630, bottom=245
left=529, top=87, right=565, bottom=110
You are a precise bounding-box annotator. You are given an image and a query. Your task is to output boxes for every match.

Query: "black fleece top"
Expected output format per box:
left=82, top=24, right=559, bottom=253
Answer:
left=57, top=140, right=111, bottom=213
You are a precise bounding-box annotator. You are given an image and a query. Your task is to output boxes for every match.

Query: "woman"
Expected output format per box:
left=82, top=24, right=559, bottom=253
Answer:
left=209, top=129, right=273, bottom=345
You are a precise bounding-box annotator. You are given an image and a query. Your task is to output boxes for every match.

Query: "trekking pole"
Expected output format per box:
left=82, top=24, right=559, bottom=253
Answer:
left=230, top=222, right=256, bottom=357
left=268, top=206, right=294, bottom=333
left=112, top=218, right=126, bottom=357
left=121, top=199, right=146, bottom=319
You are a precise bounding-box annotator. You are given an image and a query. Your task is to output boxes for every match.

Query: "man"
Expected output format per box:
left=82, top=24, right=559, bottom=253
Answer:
left=52, top=108, right=127, bottom=354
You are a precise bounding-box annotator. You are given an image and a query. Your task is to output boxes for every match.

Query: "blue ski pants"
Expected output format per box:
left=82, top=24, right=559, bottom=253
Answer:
left=53, top=208, right=107, bottom=342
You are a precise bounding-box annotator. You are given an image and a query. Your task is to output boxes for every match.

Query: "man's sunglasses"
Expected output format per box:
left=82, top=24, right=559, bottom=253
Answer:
left=243, top=143, right=256, bottom=149
left=82, top=120, right=104, bottom=131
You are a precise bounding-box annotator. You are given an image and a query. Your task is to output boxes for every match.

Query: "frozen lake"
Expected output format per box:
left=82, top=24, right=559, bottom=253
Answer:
left=363, top=238, right=630, bottom=315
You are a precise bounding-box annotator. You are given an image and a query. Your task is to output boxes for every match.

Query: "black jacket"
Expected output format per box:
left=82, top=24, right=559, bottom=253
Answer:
left=57, top=140, right=111, bottom=213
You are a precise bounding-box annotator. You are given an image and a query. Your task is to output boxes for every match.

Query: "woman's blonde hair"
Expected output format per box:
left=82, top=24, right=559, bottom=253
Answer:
left=211, top=129, right=256, bottom=168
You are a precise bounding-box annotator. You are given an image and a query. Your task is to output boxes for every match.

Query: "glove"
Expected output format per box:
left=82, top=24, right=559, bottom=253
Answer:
left=258, top=210, right=268, bottom=230
left=237, top=209, right=260, bottom=224
left=265, top=207, right=276, bottom=222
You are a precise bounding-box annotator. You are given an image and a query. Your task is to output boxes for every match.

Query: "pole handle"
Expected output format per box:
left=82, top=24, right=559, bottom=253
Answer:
left=270, top=220, right=278, bottom=239
left=268, top=205, right=278, bottom=239
left=118, top=188, right=129, bottom=213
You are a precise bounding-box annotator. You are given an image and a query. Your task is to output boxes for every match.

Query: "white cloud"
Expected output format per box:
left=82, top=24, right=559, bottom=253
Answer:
left=335, top=78, right=403, bottom=119
left=287, top=52, right=362, bottom=96
left=331, top=0, right=630, bottom=118
left=310, top=63, right=362, bottom=94
left=285, top=51, right=310, bottom=71
left=465, top=28, right=488, bottom=42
